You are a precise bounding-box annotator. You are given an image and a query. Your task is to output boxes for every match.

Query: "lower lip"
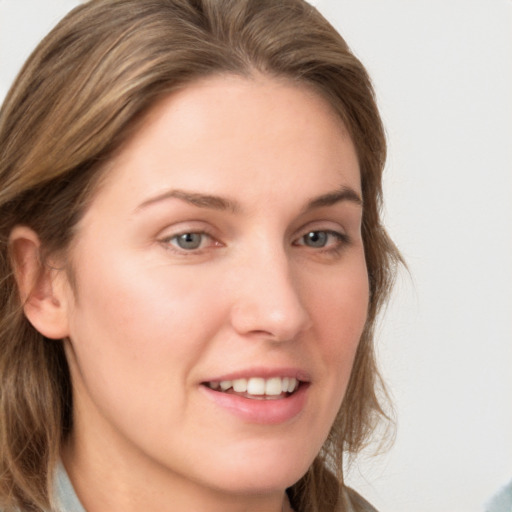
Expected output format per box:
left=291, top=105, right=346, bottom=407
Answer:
left=200, top=384, right=309, bottom=425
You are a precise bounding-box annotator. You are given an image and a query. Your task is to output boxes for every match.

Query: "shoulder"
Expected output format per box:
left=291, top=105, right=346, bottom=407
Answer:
left=485, top=480, right=512, bottom=512
left=338, top=486, right=379, bottom=512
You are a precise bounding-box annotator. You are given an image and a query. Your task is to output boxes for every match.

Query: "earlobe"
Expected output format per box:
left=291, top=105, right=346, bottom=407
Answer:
left=9, top=226, right=71, bottom=340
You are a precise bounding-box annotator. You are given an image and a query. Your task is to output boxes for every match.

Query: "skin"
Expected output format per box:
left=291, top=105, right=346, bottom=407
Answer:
left=14, top=75, right=369, bottom=512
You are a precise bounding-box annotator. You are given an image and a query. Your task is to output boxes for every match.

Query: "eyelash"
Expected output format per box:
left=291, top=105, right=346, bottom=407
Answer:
left=160, top=228, right=350, bottom=258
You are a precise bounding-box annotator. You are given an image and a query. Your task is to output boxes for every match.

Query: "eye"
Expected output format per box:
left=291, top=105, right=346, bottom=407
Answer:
left=302, top=231, right=329, bottom=248
left=175, top=232, right=204, bottom=249
left=164, top=232, right=214, bottom=251
left=295, top=230, right=348, bottom=249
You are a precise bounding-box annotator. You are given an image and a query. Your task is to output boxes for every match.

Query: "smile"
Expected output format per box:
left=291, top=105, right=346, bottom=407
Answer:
left=205, top=377, right=300, bottom=400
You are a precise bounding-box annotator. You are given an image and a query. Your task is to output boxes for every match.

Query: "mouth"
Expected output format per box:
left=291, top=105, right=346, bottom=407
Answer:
left=203, top=376, right=302, bottom=400
left=200, top=373, right=310, bottom=424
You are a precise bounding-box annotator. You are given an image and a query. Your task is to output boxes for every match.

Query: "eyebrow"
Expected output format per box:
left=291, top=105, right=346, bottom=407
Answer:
left=136, top=189, right=240, bottom=213
left=135, top=186, right=362, bottom=214
left=302, top=187, right=363, bottom=212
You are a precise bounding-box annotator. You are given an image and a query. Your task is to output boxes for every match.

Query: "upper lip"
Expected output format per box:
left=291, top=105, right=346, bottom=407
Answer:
left=201, top=367, right=312, bottom=384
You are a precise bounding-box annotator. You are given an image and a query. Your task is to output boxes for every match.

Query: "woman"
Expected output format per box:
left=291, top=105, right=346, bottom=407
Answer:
left=0, top=1, right=401, bottom=511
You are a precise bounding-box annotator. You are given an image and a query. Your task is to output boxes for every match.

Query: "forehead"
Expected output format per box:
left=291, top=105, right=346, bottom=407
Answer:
left=88, top=74, right=360, bottom=213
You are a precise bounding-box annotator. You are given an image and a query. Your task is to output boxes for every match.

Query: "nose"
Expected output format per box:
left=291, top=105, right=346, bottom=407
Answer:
left=229, top=248, right=312, bottom=342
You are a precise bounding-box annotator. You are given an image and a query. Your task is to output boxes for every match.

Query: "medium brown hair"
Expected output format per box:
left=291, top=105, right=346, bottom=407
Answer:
left=0, top=1, right=401, bottom=510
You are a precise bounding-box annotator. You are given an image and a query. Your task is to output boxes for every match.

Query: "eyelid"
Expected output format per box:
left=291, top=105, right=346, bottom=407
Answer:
left=292, top=217, right=348, bottom=239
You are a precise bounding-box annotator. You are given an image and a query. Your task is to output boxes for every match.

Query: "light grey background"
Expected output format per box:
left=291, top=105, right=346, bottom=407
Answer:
left=1, top=1, right=511, bottom=511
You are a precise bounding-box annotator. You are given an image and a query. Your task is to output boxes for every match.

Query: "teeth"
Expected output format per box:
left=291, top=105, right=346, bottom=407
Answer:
left=247, top=377, right=265, bottom=395
left=220, top=380, right=232, bottom=391
left=265, top=377, right=282, bottom=396
left=208, top=377, right=300, bottom=396
left=232, top=378, right=247, bottom=392
left=287, top=378, right=297, bottom=393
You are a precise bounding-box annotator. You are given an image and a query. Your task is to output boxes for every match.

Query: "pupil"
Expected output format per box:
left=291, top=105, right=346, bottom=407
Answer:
left=306, top=231, right=327, bottom=247
left=178, top=233, right=201, bottom=249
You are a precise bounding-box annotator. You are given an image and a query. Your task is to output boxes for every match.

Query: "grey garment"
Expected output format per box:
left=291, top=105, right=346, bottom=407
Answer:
left=54, top=463, right=86, bottom=512
left=53, top=463, right=377, bottom=512
left=485, top=480, right=512, bottom=512
left=340, top=486, right=379, bottom=512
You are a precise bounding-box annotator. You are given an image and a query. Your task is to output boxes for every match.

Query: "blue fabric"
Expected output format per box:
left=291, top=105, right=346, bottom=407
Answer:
left=485, top=480, right=512, bottom=512
left=54, top=463, right=86, bottom=512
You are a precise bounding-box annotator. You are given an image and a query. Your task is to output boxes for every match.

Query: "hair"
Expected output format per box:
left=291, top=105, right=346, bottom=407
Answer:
left=0, top=1, right=402, bottom=511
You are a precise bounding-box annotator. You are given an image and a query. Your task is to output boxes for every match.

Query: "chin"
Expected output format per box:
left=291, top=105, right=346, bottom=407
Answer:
left=198, top=442, right=315, bottom=495
left=208, top=465, right=306, bottom=496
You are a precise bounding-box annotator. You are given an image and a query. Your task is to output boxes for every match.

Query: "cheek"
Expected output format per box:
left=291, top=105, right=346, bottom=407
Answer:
left=308, top=260, right=369, bottom=349
left=65, top=251, right=226, bottom=408
left=303, top=254, right=369, bottom=396
left=64, top=254, right=235, bottom=461
left=71, top=250, right=221, bottom=347
left=280, top=255, right=369, bottom=459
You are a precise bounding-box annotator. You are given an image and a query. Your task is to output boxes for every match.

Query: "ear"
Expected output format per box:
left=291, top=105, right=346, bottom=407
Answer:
left=9, top=226, right=71, bottom=340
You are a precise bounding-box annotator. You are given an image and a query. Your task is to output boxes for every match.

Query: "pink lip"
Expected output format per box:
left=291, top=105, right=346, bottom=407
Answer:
left=199, top=381, right=309, bottom=425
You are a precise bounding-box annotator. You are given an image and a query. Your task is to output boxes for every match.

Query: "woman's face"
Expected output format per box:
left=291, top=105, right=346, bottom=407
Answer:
left=59, top=75, right=368, bottom=499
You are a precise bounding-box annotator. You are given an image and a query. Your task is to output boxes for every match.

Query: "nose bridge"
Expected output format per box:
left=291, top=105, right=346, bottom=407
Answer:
left=229, top=239, right=311, bottom=341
